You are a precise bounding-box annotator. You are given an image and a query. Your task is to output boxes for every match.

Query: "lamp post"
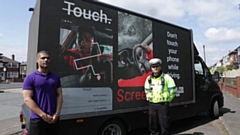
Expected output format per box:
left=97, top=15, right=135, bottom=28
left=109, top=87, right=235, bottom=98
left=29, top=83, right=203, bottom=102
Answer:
left=3, top=67, right=7, bottom=83
left=203, top=45, right=206, bottom=63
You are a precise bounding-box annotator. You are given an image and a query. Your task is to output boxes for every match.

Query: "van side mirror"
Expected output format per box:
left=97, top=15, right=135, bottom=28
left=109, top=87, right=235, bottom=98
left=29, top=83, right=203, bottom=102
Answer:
left=212, top=71, right=220, bottom=82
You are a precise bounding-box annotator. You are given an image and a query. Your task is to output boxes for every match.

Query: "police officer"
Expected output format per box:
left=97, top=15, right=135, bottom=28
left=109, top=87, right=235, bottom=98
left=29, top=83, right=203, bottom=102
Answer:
left=144, top=58, right=177, bottom=135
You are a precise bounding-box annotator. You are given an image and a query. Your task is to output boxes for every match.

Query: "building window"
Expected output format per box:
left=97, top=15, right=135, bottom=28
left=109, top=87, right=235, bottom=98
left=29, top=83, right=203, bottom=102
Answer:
left=7, top=63, right=19, bottom=68
left=227, top=56, right=230, bottom=62
left=7, top=71, right=19, bottom=78
left=0, top=63, right=3, bottom=68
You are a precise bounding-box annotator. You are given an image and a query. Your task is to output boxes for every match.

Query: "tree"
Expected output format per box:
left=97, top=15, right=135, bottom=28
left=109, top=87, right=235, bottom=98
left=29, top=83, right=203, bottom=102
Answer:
left=226, top=63, right=238, bottom=71
left=216, top=66, right=225, bottom=75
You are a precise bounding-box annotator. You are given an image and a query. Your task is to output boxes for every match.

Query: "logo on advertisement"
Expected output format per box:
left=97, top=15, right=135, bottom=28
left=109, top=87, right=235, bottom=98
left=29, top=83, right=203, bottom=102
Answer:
left=62, top=1, right=112, bottom=24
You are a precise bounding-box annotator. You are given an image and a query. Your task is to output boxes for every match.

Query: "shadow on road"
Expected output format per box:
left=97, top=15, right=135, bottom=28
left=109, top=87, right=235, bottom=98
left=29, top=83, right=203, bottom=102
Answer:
left=172, top=114, right=212, bottom=134
left=129, top=107, right=234, bottom=135
left=173, top=107, right=234, bottom=134
left=175, top=132, right=205, bottom=135
left=129, top=114, right=211, bottom=135
left=220, top=107, right=236, bottom=115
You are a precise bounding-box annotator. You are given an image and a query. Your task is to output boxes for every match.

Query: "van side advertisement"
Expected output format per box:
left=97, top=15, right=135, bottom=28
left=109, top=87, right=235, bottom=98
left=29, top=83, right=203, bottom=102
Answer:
left=38, top=0, right=194, bottom=115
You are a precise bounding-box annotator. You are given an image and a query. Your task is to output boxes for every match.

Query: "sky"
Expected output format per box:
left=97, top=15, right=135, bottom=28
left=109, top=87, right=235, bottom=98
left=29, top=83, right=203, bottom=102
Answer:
left=0, top=0, right=240, bottom=66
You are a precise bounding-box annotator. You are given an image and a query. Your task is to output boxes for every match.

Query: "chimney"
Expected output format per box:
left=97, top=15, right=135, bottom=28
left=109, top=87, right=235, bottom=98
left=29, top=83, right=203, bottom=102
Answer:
left=12, top=54, right=15, bottom=60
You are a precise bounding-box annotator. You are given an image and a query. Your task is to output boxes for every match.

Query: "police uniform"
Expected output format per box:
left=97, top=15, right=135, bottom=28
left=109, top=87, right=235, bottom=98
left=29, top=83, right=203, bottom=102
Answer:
left=144, top=58, right=177, bottom=135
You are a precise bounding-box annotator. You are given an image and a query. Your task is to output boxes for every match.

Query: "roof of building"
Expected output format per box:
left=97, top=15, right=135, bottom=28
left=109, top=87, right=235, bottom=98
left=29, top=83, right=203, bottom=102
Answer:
left=1, top=56, right=20, bottom=63
left=20, top=61, right=27, bottom=65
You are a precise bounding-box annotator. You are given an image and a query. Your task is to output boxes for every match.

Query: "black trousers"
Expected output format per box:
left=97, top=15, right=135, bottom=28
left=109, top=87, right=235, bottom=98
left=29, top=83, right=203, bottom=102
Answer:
left=29, top=118, right=60, bottom=135
left=149, top=102, right=171, bottom=135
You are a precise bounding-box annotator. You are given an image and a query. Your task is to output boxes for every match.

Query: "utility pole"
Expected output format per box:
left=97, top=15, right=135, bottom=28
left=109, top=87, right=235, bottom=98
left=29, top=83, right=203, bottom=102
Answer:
left=0, top=53, right=2, bottom=62
left=0, top=53, right=3, bottom=83
left=203, top=45, right=206, bottom=63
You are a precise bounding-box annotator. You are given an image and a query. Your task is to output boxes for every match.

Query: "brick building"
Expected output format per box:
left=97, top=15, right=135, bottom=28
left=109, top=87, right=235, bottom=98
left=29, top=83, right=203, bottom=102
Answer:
left=0, top=54, right=27, bottom=83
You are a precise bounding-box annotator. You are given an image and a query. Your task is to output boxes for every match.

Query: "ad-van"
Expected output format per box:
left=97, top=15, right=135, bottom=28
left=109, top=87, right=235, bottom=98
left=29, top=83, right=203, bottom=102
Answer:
left=20, top=0, right=224, bottom=134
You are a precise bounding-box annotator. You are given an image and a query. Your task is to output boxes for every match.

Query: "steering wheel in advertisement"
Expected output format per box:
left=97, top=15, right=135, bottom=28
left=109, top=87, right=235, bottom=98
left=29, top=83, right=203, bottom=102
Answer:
left=132, top=44, right=151, bottom=75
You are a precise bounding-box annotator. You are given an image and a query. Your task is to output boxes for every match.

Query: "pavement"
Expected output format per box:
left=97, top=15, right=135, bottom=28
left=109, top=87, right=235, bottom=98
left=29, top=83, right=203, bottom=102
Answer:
left=0, top=117, right=22, bottom=135
left=219, top=91, right=240, bottom=135
left=0, top=83, right=23, bottom=90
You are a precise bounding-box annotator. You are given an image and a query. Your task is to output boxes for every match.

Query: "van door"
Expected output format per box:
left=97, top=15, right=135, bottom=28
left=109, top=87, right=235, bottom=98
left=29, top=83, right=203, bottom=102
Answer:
left=194, top=56, right=211, bottom=112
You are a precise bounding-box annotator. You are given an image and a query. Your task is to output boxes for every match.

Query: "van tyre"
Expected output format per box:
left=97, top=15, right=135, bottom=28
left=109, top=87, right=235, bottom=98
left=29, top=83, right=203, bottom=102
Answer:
left=210, top=99, right=219, bottom=119
left=98, top=119, right=126, bottom=135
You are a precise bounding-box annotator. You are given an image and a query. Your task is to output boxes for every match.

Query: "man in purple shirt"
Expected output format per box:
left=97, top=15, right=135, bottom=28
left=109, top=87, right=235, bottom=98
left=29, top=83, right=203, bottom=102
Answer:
left=23, top=50, right=63, bottom=135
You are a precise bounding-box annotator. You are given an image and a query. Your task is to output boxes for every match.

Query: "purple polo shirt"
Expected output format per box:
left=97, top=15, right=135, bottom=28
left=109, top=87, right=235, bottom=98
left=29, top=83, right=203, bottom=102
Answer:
left=23, top=70, right=61, bottom=119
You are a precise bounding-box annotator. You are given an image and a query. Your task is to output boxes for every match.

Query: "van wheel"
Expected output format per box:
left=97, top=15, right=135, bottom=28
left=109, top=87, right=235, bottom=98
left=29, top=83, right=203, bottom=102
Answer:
left=210, top=99, right=219, bottom=119
left=98, top=119, right=126, bottom=135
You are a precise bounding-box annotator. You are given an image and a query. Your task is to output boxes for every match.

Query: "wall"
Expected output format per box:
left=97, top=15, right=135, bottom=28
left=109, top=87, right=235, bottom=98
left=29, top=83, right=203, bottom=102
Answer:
left=218, top=77, right=240, bottom=98
left=223, top=69, right=240, bottom=77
